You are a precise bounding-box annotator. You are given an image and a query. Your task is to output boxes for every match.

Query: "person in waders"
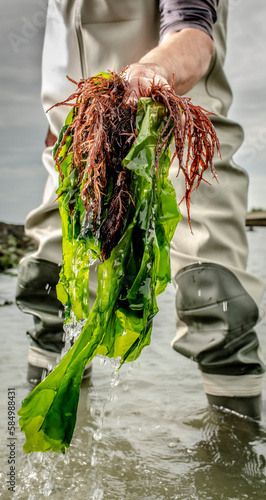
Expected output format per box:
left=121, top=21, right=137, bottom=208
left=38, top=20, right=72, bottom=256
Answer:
left=16, top=0, right=265, bottom=420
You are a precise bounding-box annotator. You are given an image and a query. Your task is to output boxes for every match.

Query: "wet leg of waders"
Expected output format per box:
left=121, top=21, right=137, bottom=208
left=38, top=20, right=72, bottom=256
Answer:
left=16, top=256, right=64, bottom=352
left=172, top=263, right=265, bottom=419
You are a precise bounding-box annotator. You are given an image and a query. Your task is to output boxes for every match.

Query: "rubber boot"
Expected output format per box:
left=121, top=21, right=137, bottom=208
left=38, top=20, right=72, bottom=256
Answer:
left=16, top=256, right=65, bottom=353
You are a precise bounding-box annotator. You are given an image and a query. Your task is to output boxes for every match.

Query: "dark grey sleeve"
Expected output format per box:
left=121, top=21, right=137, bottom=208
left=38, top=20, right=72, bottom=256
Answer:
left=159, top=0, right=219, bottom=40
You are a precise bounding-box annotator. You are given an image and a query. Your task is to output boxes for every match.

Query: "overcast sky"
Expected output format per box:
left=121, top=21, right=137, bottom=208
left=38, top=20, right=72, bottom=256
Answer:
left=0, top=0, right=265, bottom=224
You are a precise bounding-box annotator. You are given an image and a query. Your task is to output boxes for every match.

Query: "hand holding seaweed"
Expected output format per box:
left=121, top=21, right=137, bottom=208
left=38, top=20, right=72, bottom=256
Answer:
left=18, top=71, right=220, bottom=454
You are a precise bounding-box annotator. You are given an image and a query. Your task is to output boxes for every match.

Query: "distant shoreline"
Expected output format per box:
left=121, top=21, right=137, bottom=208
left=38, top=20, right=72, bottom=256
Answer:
left=245, top=211, right=266, bottom=227
left=0, top=222, right=37, bottom=272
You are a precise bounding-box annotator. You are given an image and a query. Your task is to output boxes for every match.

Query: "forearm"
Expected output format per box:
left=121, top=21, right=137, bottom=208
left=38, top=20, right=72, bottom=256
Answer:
left=124, top=27, right=215, bottom=101
left=139, top=28, right=214, bottom=95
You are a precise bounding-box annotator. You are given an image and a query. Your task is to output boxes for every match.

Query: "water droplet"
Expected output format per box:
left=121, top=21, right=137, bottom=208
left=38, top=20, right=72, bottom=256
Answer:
left=47, top=363, right=54, bottom=374
left=198, top=289, right=202, bottom=297
left=41, top=368, right=48, bottom=382
left=91, top=450, right=97, bottom=466
left=45, top=283, right=51, bottom=294
left=63, top=454, right=70, bottom=465
left=99, top=356, right=107, bottom=366
left=43, top=480, right=53, bottom=497
left=223, top=300, right=228, bottom=312
left=110, top=393, right=118, bottom=403
left=168, top=442, right=177, bottom=448
left=127, top=363, right=134, bottom=377
left=93, top=429, right=102, bottom=441
left=110, top=373, right=119, bottom=388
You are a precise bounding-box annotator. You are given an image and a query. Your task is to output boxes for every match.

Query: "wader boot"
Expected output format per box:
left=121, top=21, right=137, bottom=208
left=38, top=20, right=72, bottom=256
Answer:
left=173, top=263, right=265, bottom=420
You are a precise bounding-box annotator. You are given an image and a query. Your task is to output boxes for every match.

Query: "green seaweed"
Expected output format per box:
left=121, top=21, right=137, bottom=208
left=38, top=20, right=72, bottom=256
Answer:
left=18, top=98, right=181, bottom=454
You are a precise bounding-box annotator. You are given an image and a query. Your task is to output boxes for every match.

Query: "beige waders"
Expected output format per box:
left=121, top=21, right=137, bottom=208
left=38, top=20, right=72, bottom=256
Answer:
left=16, top=0, right=265, bottom=416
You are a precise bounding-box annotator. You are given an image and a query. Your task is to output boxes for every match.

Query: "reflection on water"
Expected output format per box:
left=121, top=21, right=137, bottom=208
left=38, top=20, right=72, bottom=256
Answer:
left=6, top=384, right=266, bottom=500
left=0, top=228, right=266, bottom=499
left=184, top=409, right=266, bottom=500
left=3, top=374, right=266, bottom=500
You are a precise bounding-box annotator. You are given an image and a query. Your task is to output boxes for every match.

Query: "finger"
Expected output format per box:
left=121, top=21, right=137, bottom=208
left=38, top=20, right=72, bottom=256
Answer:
left=122, top=65, right=170, bottom=106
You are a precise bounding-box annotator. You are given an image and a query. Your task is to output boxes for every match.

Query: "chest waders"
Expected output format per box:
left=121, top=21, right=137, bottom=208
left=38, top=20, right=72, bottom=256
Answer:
left=16, top=0, right=265, bottom=418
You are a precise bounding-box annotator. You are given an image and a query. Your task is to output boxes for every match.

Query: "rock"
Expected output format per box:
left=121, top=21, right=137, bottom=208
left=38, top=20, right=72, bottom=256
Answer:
left=0, top=222, right=37, bottom=272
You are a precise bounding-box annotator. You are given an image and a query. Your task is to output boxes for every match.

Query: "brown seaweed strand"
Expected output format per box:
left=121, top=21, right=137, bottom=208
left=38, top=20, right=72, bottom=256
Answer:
left=53, top=73, right=137, bottom=256
left=100, top=169, right=134, bottom=260
left=136, top=77, right=220, bottom=228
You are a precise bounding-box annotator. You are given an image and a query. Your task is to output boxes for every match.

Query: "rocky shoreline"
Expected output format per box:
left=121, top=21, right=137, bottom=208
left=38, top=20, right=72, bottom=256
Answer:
left=0, top=222, right=37, bottom=272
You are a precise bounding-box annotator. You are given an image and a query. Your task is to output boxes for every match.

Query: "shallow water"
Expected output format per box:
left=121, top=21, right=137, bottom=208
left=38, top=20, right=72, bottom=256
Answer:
left=1, top=228, right=266, bottom=500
